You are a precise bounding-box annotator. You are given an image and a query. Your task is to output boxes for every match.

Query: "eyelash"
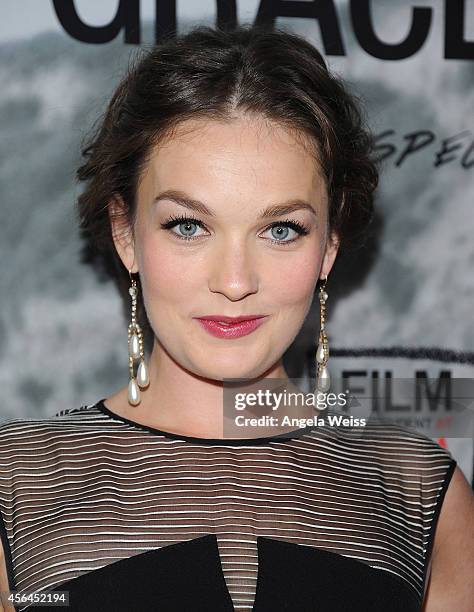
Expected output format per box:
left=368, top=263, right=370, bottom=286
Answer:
left=160, top=214, right=310, bottom=246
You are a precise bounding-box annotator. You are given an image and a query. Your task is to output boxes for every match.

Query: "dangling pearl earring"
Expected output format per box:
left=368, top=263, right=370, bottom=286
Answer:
left=315, top=275, right=330, bottom=393
left=127, top=270, right=150, bottom=406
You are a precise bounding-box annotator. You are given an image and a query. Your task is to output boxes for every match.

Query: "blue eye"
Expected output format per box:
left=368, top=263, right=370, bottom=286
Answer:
left=160, top=215, right=310, bottom=245
left=262, top=219, right=310, bottom=245
left=160, top=215, right=208, bottom=241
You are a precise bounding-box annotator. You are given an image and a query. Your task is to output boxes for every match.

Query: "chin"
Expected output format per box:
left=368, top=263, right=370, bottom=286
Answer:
left=195, top=362, right=266, bottom=383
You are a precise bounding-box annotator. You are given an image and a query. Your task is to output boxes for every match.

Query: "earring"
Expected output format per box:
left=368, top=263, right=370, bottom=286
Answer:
left=315, top=275, right=330, bottom=393
left=127, top=271, right=150, bottom=406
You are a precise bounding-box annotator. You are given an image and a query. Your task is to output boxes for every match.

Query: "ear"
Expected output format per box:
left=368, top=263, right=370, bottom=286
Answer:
left=108, top=196, right=139, bottom=274
left=320, top=230, right=340, bottom=280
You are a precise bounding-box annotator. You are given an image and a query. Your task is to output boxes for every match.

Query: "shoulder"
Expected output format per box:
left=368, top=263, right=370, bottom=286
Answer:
left=435, top=465, right=474, bottom=554
left=318, top=412, right=457, bottom=510
left=321, top=410, right=456, bottom=469
left=0, top=403, right=104, bottom=508
left=423, top=465, right=474, bottom=610
left=0, top=402, right=102, bottom=457
left=0, top=402, right=97, bottom=430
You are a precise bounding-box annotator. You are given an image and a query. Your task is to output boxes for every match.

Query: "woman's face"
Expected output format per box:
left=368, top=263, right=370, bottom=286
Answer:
left=112, top=113, right=339, bottom=381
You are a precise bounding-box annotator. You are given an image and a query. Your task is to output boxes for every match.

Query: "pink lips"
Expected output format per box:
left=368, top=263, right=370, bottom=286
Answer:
left=194, top=315, right=268, bottom=339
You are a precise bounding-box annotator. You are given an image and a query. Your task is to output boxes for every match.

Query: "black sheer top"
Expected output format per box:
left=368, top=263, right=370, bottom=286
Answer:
left=0, top=399, right=456, bottom=611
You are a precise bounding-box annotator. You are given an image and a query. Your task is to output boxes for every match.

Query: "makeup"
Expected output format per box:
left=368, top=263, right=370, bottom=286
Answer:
left=194, top=315, right=268, bottom=339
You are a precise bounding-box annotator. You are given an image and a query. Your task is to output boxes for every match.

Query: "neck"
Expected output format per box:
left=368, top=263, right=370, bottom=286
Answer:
left=107, top=337, right=289, bottom=439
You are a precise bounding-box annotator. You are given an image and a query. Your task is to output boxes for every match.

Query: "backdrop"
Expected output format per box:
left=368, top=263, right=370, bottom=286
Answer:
left=1, top=0, right=473, bottom=484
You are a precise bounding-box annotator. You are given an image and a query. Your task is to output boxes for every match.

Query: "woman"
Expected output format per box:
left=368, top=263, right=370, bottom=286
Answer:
left=0, top=25, right=473, bottom=612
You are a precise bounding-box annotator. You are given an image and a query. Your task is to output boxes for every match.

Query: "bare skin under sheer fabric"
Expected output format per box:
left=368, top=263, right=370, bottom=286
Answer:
left=0, top=400, right=456, bottom=611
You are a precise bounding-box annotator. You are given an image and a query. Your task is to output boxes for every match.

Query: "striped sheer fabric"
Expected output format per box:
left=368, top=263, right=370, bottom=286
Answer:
left=0, top=400, right=456, bottom=611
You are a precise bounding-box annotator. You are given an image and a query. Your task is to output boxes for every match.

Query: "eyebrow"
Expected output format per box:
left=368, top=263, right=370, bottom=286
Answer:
left=153, top=189, right=318, bottom=219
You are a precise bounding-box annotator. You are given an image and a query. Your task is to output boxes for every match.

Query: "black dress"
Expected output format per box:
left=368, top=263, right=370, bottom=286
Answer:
left=0, top=399, right=456, bottom=611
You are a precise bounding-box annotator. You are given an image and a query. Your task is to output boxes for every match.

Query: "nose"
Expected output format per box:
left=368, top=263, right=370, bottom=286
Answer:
left=208, top=239, right=259, bottom=301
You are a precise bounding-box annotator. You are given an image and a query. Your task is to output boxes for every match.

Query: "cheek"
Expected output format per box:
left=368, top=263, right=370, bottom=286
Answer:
left=137, top=237, right=205, bottom=307
left=266, top=247, right=322, bottom=307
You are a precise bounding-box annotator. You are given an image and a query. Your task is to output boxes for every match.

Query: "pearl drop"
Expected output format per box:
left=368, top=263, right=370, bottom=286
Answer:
left=128, top=378, right=140, bottom=406
left=316, top=365, right=331, bottom=392
left=316, top=342, right=326, bottom=364
left=129, top=333, right=140, bottom=359
left=137, top=360, right=150, bottom=388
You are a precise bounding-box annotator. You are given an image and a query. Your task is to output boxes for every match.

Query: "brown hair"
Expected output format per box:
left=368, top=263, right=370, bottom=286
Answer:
left=76, top=24, right=379, bottom=350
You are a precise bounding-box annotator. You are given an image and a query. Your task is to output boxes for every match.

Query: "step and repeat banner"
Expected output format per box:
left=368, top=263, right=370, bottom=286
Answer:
left=0, top=1, right=473, bottom=483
